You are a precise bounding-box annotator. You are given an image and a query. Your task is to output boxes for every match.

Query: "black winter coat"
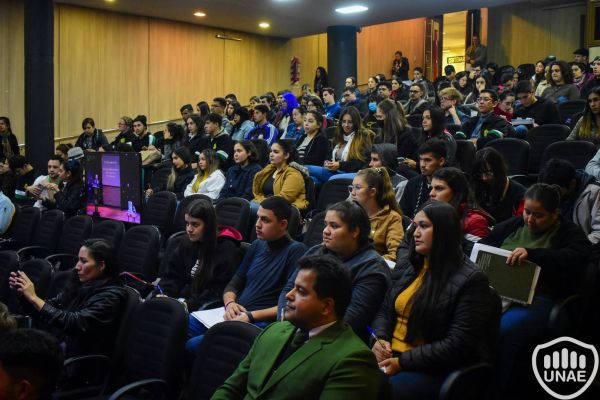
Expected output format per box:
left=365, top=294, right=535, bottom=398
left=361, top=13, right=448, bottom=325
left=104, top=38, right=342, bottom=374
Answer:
left=42, top=179, right=85, bottom=219
left=296, top=132, right=330, bottom=166
left=371, top=256, right=495, bottom=374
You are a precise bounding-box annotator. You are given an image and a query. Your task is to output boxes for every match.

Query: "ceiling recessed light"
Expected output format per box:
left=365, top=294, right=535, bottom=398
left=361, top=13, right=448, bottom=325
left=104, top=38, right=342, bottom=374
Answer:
left=259, top=22, right=270, bottom=28
left=335, top=5, right=368, bottom=14
left=193, top=11, right=206, bottom=17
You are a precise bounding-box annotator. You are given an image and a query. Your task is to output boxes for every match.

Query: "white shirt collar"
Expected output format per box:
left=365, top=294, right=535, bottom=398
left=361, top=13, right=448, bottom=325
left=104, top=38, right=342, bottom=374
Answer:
left=308, top=320, right=337, bottom=339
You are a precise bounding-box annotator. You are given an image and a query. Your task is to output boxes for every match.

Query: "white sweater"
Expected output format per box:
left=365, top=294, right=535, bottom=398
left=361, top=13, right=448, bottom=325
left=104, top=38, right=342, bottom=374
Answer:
left=184, top=169, right=226, bottom=200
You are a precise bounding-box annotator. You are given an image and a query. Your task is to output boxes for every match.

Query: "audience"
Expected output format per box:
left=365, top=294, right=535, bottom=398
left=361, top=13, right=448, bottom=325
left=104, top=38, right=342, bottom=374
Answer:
left=373, top=202, right=494, bottom=400
left=530, top=60, right=547, bottom=90
left=541, top=60, right=579, bottom=103
left=369, top=143, right=410, bottom=202
left=212, top=254, right=382, bottom=399
left=131, top=115, right=156, bottom=152
left=9, top=239, right=128, bottom=357
left=27, top=155, right=62, bottom=211
left=40, top=159, right=85, bottom=218
left=296, top=110, right=330, bottom=166
left=182, top=114, right=209, bottom=155
left=246, top=104, right=279, bottom=146
left=211, top=97, right=230, bottom=127
left=8, top=155, right=37, bottom=205
left=0, top=189, right=15, bottom=235
left=350, top=168, right=404, bottom=262
left=471, top=147, right=525, bottom=222
left=229, top=107, right=254, bottom=142
left=0, top=302, right=16, bottom=334
left=158, top=199, right=241, bottom=310
left=439, top=87, right=469, bottom=126
left=159, top=122, right=184, bottom=162
left=392, top=50, right=410, bottom=81
left=0, top=117, right=19, bottom=159
left=204, top=112, right=234, bottom=171
left=374, top=98, right=418, bottom=161
left=74, top=117, right=109, bottom=151
left=218, top=140, right=262, bottom=202
left=464, top=74, right=491, bottom=105
left=402, top=82, right=429, bottom=116
left=342, top=86, right=369, bottom=118
left=414, top=105, right=457, bottom=167
left=185, top=149, right=226, bottom=200
left=282, top=106, right=306, bottom=141
left=55, top=143, right=72, bottom=162
left=0, top=156, right=15, bottom=200
left=460, top=88, right=517, bottom=141
left=322, top=87, right=341, bottom=120
left=513, top=80, right=560, bottom=126
left=494, top=90, right=515, bottom=122
left=278, top=200, right=391, bottom=341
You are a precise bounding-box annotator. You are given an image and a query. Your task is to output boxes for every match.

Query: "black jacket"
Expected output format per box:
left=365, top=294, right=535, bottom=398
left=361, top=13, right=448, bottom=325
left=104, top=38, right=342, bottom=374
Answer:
left=110, top=130, right=136, bottom=149
left=462, top=113, right=517, bottom=139
left=43, top=179, right=85, bottom=219
left=209, top=131, right=235, bottom=171
left=182, top=133, right=210, bottom=156
left=296, top=132, right=330, bottom=166
left=75, top=129, right=109, bottom=151
left=374, top=126, right=419, bottom=160
left=38, top=278, right=127, bottom=357
left=371, top=256, right=495, bottom=374
left=479, top=216, right=591, bottom=298
left=218, top=162, right=262, bottom=201
left=400, top=175, right=430, bottom=218
left=161, top=166, right=195, bottom=200
left=514, top=97, right=560, bottom=126
left=159, top=232, right=241, bottom=311
left=0, top=133, right=19, bottom=158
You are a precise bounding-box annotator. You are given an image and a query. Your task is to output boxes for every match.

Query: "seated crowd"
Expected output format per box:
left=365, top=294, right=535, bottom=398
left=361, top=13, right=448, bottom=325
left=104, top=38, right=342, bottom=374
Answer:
left=1, top=47, right=600, bottom=400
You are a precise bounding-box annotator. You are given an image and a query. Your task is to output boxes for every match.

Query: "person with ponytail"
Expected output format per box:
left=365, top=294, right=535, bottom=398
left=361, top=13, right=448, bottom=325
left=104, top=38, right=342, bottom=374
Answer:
left=350, top=168, right=404, bottom=263
left=157, top=199, right=242, bottom=311
left=371, top=202, right=494, bottom=399
left=479, top=183, right=591, bottom=393
left=567, top=86, right=600, bottom=145
left=184, top=149, right=226, bottom=200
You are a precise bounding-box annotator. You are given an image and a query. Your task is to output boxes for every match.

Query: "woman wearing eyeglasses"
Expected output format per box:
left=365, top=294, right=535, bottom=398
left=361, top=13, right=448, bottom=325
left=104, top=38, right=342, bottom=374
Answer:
left=349, top=168, right=404, bottom=264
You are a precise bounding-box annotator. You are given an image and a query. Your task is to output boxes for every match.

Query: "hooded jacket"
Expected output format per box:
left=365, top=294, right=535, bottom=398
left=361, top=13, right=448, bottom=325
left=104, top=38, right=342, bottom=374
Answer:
left=219, top=162, right=263, bottom=201
left=563, top=170, right=600, bottom=244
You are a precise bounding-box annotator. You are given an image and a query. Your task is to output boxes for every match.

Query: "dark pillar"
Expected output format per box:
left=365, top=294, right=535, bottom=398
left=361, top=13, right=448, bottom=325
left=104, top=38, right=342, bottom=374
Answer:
left=25, top=0, right=54, bottom=172
left=327, top=25, right=357, bottom=97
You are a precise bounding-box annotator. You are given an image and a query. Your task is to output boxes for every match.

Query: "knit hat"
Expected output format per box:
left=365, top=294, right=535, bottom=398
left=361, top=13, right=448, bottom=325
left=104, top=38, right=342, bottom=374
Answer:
left=133, top=115, right=147, bottom=127
left=67, top=147, right=84, bottom=160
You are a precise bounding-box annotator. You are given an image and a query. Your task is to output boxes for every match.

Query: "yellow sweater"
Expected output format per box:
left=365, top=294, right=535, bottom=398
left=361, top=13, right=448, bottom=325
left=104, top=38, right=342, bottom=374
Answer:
left=391, top=259, right=428, bottom=353
left=370, top=205, right=404, bottom=261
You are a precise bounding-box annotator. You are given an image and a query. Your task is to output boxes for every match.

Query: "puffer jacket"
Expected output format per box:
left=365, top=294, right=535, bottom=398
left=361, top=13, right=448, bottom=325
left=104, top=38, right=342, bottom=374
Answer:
left=371, top=256, right=495, bottom=374
left=38, top=278, right=128, bottom=357
left=218, top=162, right=263, bottom=201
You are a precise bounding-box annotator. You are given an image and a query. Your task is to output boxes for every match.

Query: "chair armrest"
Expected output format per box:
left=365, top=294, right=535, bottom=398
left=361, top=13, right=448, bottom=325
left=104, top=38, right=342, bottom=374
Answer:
left=57, top=354, right=111, bottom=396
left=107, top=378, right=167, bottom=400
left=16, top=245, right=51, bottom=260
left=547, top=294, right=582, bottom=338
left=439, top=363, right=493, bottom=400
left=45, top=253, right=78, bottom=271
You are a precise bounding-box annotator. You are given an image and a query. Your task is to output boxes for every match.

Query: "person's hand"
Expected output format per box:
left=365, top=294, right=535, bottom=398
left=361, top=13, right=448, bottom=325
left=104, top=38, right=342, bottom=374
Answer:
left=448, top=106, right=458, bottom=116
left=25, top=185, right=42, bottom=197
left=233, top=312, right=250, bottom=323
left=98, top=147, right=105, bottom=152
left=371, top=340, right=392, bottom=363
left=326, top=161, right=340, bottom=171
left=223, top=302, right=246, bottom=320
left=8, top=271, right=37, bottom=301
left=403, top=158, right=417, bottom=170
left=45, top=183, right=60, bottom=192
left=379, top=358, right=400, bottom=376
left=507, top=247, right=528, bottom=266
left=145, top=188, right=153, bottom=197
left=147, top=145, right=157, bottom=151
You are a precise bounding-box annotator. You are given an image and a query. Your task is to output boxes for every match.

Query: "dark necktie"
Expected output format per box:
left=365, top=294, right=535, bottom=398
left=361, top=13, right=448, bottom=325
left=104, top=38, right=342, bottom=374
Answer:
left=272, top=329, right=309, bottom=371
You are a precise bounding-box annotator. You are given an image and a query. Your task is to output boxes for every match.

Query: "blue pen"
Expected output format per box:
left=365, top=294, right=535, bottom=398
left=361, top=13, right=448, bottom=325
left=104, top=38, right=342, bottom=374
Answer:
left=367, top=326, right=386, bottom=348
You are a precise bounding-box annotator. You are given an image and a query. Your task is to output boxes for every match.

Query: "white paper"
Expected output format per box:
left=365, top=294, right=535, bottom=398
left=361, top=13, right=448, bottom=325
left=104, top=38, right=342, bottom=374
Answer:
left=190, top=306, right=225, bottom=329
left=470, top=242, right=512, bottom=262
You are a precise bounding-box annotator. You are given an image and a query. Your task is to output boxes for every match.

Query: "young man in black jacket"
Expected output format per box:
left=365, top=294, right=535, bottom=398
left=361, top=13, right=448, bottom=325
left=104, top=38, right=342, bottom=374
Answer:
left=513, top=80, right=560, bottom=126
left=461, top=89, right=517, bottom=139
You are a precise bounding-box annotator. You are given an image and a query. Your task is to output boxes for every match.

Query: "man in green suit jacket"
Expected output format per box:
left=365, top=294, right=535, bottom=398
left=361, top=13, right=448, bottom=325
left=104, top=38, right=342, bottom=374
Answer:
left=211, top=254, right=383, bottom=400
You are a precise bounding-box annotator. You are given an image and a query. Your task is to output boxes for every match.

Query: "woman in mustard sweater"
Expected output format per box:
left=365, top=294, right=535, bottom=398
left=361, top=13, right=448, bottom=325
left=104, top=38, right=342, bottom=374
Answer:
left=251, top=139, right=308, bottom=212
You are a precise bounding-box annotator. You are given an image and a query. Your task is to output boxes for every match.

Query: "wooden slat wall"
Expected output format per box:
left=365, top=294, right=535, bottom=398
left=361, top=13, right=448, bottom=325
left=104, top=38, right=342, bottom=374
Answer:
left=487, top=2, right=586, bottom=67
left=0, top=0, right=25, bottom=144
left=357, top=18, right=427, bottom=84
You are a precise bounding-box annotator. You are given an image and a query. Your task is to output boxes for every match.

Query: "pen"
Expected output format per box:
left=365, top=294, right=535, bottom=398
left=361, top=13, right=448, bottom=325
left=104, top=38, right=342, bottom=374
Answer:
left=367, top=326, right=386, bottom=348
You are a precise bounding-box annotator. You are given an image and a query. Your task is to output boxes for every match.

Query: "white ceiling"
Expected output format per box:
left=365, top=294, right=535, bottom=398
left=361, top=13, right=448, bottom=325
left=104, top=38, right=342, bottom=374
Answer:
left=56, top=0, right=525, bottom=38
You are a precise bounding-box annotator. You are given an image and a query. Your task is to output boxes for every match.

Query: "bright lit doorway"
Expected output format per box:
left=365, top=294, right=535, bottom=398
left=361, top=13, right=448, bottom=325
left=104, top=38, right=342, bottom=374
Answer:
left=442, top=11, right=468, bottom=74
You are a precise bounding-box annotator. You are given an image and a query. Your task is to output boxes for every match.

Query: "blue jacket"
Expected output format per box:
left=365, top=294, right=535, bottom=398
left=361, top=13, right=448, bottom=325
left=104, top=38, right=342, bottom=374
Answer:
left=218, top=162, right=262, bottom=201
left=246, top=122, right=279, bottom=146
left=284, top=123, right=304, bottom=141
left=325, top=103, right=341, bottom=120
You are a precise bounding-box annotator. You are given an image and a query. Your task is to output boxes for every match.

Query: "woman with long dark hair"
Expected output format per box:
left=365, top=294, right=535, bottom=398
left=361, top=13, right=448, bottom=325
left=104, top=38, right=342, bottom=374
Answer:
left=158, top=199, right=241, bottom=311
left=0, top=117, right=19, bottom=159
left=295, top=110, right=330, bottom=166
left=9, top=239, right=127, bottom=357
left=371, top=202, right=494, bottom=399
left=530, top=60, right=546, bottom=90
left=314, top=66, right=328, bottom=97
left=42, top=159, right=85, bottom=218
left=218, top=140, right=262, bottom=201
left=159, top=122, right=184, bottom=162
left=405, top=105, right=456, bottom=168
left=568, top=86, right=600, bottom=145
left=230, top=107, right=255, bottom=142
left=374, top=98, right=418, bottom=159
left=463, top=74, right=491, bottom=105
left=471, top=147, right=525, bottom=222
left=452, top=71, right=473, bottom=99
left=146, top=147, right=195, bottom=200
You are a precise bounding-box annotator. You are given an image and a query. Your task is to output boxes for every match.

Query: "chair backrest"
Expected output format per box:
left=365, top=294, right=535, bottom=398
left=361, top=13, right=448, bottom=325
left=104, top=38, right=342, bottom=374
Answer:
left=158, top=231, right=187, bottom=276
left=116, top=297, right=187, bottom=396
left=216, top=197, right=251, bottom=241
left=45, top=270, right=74, bottom=300
left=483, top=138, right=530, bottom=175
left=325, top=126, right=337, bottom=140
left=304, top=177, right=316, bottom=213
left=454, top=139, right=476, bottom=173
left=316, top=179, right=352, bottom=211
left=188, top=321, right=262, bottom=400
left=172, top=194, right=212, bottom=234
left=118, top=225, right=161, bottom=281
left=57, top=215, right=94, bottom=254
left=558, top=99, right=586, bottom=124
left=150, top=167, right=172, bottom=191
left=31, top=210, right=65, bottom=251
left=90, top=220, right=125, bottom=250
left=517, top=63, right=535, bottom=81
left=0, top=251, right=19, bottom=303
left=540, top=140, right=598, bottom=170
left=5, top=206, right=40, bottom=247
left=110, top=286, right=143, bottom=372
left=406, top=114, right=423, bottom=128
left=446, top=124, right=462, bottom=136
left=303, top=211, right=326, bottom=248
left=7, top=259, right=53, bottom=314
left=525, top=124, right=571, bottom=174
left=250, top=139, right=270, bottom=167
left=141, top=191, right=177, bottom=235
left=568, top=111, right=583, bottom=129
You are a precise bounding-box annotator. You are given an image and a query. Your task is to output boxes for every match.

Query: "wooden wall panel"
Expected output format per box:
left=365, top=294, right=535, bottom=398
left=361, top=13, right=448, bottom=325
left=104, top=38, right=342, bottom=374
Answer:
left=56, top=5, right=149, bottom=138
left=281, top=33, right=328, bottom=95
left=487, top=2, right=586, bottom=67
left=0, top=0, right=24, bottom=144
left=148, top=19, right=224, bottom=122
left=357, top=18, right=426, bottom=85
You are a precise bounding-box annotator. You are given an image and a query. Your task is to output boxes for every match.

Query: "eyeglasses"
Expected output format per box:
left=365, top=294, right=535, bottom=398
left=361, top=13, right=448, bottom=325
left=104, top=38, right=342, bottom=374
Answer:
left=440, top=97, right=452, bottom=101
left=347, top=184, right=364, bottom=193
left=477, top=97, right=493, bottom=103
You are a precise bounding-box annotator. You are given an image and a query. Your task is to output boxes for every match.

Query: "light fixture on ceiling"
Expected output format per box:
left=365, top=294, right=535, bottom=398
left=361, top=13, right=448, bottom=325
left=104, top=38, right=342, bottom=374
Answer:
left=193, top=11, right=206, bottom=17
left=335, top=5, right=368, bottom=14
left=259, top=22, right=270, bottom=29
